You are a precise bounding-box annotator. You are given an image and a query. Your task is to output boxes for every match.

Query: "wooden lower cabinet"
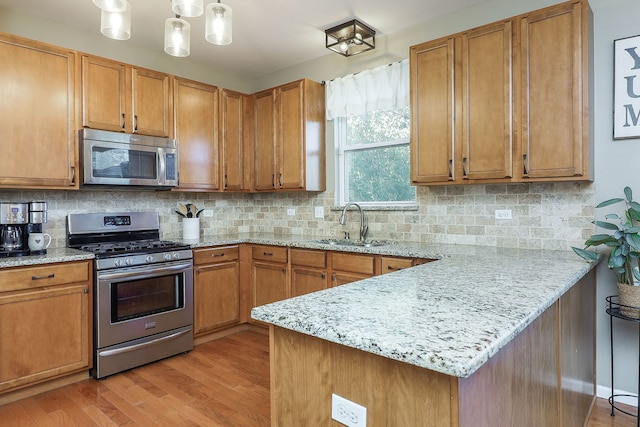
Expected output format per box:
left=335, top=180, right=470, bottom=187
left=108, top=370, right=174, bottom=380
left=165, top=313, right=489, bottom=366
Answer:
left=251, top=245, right=288, bottom=308
left=0, top=261, right=92, bottom=394
left=291, top=249, right=327, bottom=297
left=193, top=246, right=240, bottom=336
left=329, top=252, right=375, bottom=287
left=269, top=269, right=595, bottom=426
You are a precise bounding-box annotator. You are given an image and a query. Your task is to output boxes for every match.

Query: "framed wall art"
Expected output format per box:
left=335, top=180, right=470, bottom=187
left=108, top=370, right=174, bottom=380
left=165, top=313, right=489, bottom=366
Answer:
left=614, top=34, right=640, bottom=139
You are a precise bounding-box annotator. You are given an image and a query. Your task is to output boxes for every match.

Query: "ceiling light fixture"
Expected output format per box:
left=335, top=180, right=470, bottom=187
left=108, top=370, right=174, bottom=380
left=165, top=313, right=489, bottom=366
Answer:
left=99, top=1, right=131, bottom=40
left=205, top=1, right=232, bottom=46
left=172, top=0, right=203, bottom=18
left=325, top=19, right=375, bottom=57
left=91, top=0, right=232, bottom=57
left=164, top=15, right=191, bottom=57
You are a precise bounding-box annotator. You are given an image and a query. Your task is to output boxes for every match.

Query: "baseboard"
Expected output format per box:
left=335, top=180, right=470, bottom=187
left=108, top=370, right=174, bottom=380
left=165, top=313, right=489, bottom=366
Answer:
left=597, top=384, right=638, bottom=407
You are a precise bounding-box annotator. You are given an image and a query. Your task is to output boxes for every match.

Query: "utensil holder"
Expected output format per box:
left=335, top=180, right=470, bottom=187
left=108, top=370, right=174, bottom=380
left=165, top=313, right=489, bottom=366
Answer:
left=182, top=217, right=200, bottom=241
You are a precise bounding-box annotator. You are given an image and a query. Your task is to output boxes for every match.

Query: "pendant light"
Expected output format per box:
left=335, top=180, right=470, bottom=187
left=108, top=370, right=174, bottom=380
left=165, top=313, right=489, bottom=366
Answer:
left=325, top=19, right=376, bottom=57
left=205, top=1, right=232, bottom=46
left=171, top=0, right=203, bottom=18
left=92, top=0, right=126, bottom=13
left=100, top=1, right=131, bottom=40
left=164, top=16, right=191, bottom=57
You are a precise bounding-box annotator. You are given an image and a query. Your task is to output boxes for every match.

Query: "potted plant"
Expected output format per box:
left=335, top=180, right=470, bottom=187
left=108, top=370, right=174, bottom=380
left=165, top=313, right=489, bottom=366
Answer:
left=572, top=186, right=640, bottom=318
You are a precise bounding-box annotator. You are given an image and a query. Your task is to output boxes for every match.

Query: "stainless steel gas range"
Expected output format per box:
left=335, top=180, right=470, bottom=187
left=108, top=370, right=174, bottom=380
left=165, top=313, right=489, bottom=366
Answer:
left=67, top=212, right=193, bottom=379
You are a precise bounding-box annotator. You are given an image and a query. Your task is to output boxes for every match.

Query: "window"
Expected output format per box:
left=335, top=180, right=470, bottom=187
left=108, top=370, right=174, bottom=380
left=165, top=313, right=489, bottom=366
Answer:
left=335, top=106, right=415, bottom=207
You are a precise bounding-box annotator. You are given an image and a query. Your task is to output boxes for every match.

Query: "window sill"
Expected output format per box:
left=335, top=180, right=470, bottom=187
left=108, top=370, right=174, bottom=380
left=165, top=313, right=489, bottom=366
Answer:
left=331, top=205, right=418, bottom=212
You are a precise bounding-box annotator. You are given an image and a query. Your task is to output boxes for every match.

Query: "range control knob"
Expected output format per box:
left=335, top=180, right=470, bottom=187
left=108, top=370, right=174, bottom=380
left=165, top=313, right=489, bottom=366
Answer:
left=172, top=252, right=180, bottom=260
left=124, top=257, right=133, bottom=266
left=164, top=253, right=172, bottom=261
left=145, top=255, right=154, bottom=263
left=114, top=259, right=121, bottom=267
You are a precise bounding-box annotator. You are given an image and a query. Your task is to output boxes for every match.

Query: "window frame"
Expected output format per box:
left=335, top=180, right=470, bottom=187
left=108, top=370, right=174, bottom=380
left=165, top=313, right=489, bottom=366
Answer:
left=334, top=115, right=416, bottom=208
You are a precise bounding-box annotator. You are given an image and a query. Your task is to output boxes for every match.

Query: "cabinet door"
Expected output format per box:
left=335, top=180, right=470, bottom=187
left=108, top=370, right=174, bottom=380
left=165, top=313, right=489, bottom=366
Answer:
left=461, top=22, right=513, bottom=181
left=410, top=37, right=456, bottom=184
left=0, top=36, right=77, bottom=188
left=194, top=261, right=240, bottom=335
left=254, top=89, right=277, bottom=190
left=331, top=271, right=372, bottom=287
left=252, top=261, right=287, bottom=307
left=519, top=1, right=588, bottom=180
left=82, top=54, right=127, bottom=132
left=0, top=283, right=90, bottom=392
left=174, top=78, right=219, bottom=190
left=380, top=257, right=414, bottom=274
left=291, top=267, right=327, bottom=297
left=278, top=80, right=305, bottom=190
left=220, top=89, right=246, bottom=191
left=132, top=68, right=173, bottom=137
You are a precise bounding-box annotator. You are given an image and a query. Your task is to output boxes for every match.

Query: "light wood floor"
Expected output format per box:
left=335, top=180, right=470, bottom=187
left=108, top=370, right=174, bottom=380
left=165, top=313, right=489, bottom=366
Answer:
left=0, top=329, right=636, bottom=426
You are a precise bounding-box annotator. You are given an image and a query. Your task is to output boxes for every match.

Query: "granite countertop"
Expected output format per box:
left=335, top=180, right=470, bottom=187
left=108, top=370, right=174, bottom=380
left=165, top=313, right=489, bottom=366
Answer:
left=0, top=247, right=94, bottom=268
left=233, top=233, right=599, bottom=379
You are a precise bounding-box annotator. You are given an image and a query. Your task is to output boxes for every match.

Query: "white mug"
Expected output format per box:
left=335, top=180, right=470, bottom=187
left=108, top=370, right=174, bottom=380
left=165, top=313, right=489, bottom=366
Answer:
left=28, top=233, right=51, bottom=251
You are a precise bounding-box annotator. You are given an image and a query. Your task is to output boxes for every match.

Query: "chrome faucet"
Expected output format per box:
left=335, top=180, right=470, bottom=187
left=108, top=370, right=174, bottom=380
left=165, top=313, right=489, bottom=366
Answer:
left=339, top=203, right=368, bottom=242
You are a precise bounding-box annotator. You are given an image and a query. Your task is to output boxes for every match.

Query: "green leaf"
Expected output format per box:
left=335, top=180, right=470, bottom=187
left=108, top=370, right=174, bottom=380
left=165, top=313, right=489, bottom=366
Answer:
left=572, top=247, right=599, bottom=261
left=628, top=233, right=640, bottom=250
left=593, top=220, right=621, bottom=231
left=625, top=186, right=633, bottom=202
left=597, top=198, right=625, bottom=208
left=585, top=234, right=617, bottom=246
left=605, top=213, right=621, bottom=220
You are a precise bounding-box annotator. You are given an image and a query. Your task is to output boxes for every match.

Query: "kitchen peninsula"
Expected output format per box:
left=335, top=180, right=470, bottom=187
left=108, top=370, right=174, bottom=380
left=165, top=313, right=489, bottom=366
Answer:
left=250, top=240, right=597, bottom=427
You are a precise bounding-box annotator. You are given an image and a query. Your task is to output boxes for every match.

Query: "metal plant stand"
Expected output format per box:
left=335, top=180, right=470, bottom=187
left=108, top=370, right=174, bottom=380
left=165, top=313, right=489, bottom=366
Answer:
left=606, top=295, right=640, bottom=426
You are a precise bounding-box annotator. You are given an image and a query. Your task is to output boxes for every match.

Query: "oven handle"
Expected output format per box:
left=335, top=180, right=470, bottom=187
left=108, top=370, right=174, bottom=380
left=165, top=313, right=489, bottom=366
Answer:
left=98, top=328, right=192, bottom=357
left=97, top=262, right=193, bottom=282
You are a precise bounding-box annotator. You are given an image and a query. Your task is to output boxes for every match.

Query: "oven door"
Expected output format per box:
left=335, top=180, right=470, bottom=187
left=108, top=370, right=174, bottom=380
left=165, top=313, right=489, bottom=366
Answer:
left=95, top=260, right=193, bottom=349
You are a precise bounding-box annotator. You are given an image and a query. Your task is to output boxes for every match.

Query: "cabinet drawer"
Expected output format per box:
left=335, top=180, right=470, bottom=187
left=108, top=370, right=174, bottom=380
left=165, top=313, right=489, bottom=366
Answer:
left=252, top=245, right=288, bottom=263
left=331, top=253, right=375, bottom=275
left=290, top=248, right=326, bottom=268
left=0, top=261, right=91, bottom=293
left=381, top=257, right=414, bottom=273
left=194, top=245, right=239, bottom=265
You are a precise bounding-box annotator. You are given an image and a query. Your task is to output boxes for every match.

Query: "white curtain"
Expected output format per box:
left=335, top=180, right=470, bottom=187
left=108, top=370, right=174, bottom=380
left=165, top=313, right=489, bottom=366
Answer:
left=325, top=59, right=409, bottom=120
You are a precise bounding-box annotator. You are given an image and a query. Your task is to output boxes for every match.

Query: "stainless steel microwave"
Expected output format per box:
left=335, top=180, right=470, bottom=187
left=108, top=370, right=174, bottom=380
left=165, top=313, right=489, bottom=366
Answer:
left=80, top=129, right=178, bottom=188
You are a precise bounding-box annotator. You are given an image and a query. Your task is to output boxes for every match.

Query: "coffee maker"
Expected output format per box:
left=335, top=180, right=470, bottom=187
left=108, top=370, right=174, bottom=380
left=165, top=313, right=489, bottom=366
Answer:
left=0, top=202, right=29, bottom=257
left=0, top=201, right=49, bottom=257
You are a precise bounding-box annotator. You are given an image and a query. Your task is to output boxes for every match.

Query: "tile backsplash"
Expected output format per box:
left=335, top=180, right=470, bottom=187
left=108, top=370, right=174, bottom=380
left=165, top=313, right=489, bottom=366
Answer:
left=1, top=181, right=594, bottom=251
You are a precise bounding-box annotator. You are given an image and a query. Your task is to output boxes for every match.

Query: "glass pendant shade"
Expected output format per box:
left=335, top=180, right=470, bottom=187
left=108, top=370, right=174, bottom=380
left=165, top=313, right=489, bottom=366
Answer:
left=100, top=1, right=131, bottom=40
left=164, top=18, right=191, bottom=57
left=205, top=2, right=232, bottom=46
left=92, top=0, right=126, bottom=13
left=172, top=0, right=204, bottom=18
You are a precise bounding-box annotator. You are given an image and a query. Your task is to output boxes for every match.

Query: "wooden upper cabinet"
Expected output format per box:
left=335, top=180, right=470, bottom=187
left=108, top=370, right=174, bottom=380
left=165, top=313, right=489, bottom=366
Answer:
left=131, top=68, right=173, bottom=137
left=82, top=54, right=173, bottom=137
left=410, top=0, right=592, bottom=186
left=0, top=34, right=78, bottom=189
left=254, top=89, right=277, bottom=190
left=253, top=78, right=325, bottom=192
left=461, top=21, right=513, bottom=181
left=518, top=0, right=592, bottom=181
left=174, top=78, right=219, bottom=191
left=410, top=37, right=455, bottom=184
left=220, top=89, right=250, bottom=191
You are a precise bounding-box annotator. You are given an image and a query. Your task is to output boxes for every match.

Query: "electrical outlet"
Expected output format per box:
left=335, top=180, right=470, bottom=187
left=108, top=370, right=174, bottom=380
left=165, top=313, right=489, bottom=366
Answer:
left=287, top=208, right=296, bottom=216
left=314, top=206, right=324, bottom=219
left=331, top=394, right=366, bottom=427
left=495, top=209, right=512, bottom=220
left=203, top=209, right=214, bottom=217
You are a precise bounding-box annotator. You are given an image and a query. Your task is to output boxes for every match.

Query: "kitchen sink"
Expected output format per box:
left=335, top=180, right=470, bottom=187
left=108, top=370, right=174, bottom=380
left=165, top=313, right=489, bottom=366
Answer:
left=310, top=239, right=394, bottom=248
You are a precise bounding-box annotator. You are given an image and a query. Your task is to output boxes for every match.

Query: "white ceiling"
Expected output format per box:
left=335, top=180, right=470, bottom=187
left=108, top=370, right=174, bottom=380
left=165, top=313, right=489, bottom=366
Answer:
left=0, top=0, right=485, bottom=79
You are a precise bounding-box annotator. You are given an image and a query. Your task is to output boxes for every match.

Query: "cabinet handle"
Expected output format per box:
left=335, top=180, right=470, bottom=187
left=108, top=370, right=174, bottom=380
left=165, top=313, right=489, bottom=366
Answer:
left=32, top=273, right=55, bottom=280
left=263, top=252, right=273, bottom=256
left=448, top=159, right=453, bottom=180
left=272, top=174, right=275, bottom=188
left=84, top=288, right=89, bottom=294
left=278, top=173, right=283, bottom=188
left=134, top=115, right=139, bottom=131
left=224, top=174, right=228, bottom=189
left=282, top=268, right=286, bottom=273
left=211, top=253, right=225, bottom=257
left=462, top=157, right=468, bottom=178
left=523, top=154, right=529, bottom=176
left=321, top=273, right=326, bottom=279
left=69, top=165, right=76, bottom=184
left=388, top=266, right=404, bottom=271
left=121, top=113, right=126, bottom=130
